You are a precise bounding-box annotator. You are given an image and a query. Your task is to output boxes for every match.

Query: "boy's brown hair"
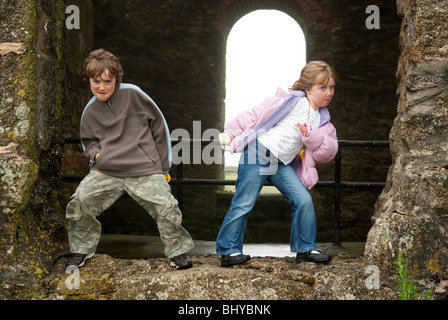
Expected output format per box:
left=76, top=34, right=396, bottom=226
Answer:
left=83, top=49, right=124, bottom=83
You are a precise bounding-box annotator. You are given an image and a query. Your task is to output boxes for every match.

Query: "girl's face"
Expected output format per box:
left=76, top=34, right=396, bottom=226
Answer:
left=306, top=77, right=335, bottom=110
left=89, top=69, right=116, bottom=102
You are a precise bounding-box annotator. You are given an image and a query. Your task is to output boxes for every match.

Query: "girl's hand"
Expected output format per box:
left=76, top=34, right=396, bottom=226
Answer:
left=295, top=123, right=308, bottom=136
left=218, top=133, right=232, bottom=146
left=218, top=133, right=232, bottom=150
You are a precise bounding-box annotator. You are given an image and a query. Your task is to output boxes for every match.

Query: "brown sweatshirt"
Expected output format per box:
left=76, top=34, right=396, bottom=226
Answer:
left=80, top=83, right=171, bottom=177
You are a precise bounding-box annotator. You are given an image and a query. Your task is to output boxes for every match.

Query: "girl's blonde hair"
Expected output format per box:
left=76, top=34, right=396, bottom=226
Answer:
left=290, top=61, right=337, bottom=91
left=83, top=49, right=124, bottom=83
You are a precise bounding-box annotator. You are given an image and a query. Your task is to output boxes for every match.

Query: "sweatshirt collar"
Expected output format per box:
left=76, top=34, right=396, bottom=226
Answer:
left=108, top=81, right=121, bottom=101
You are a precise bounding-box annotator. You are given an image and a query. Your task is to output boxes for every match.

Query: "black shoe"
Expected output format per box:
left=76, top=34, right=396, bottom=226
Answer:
left=66, top=252, right=94, bottom=268
left=296, top=250, right=331, bottom=263
left=221, top=253, right=251, bottom=267
left=170, top=253, right=193, bottom=270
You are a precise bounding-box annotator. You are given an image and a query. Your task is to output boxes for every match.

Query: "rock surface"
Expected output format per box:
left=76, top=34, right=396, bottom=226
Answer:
left=0, top=253, right=403, bottom=300
left=365, top=0, right=448, bottom=278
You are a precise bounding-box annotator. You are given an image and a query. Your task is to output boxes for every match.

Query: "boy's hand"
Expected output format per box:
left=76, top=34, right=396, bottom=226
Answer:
left=94, top=152, right=100, bottom=161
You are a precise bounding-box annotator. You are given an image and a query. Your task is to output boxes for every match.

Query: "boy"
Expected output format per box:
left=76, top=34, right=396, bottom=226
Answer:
left=65, top=49, right=194, bottom=270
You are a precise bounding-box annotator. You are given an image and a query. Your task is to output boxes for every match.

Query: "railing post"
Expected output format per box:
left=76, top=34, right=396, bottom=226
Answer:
left=333, top=145, right=342, bottom=246
left=176, top=144, right=184, bottom=213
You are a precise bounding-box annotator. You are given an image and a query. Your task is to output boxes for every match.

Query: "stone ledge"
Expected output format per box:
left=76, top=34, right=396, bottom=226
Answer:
left=10, top=253, right=405, bottom=300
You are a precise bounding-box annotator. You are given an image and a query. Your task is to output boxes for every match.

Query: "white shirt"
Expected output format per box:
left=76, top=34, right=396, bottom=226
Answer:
left=258, top=97, right=320, bottom=165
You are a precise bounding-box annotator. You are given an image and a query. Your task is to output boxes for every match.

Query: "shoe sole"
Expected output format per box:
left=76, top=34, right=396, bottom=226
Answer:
left=77, top=252, right=95, bottom=267
left=221, top=255, right=251, bottom=267
left=170, top=261, right=193, bottom=270
left=295, top=256, right=331, bottom=263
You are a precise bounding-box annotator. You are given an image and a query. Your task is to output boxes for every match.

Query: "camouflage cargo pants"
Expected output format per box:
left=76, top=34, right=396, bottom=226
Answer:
left=66, top=170, right=194, bottom=258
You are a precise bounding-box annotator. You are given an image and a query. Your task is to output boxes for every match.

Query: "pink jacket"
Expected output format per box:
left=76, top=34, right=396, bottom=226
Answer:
left=224, top=87, right=338, bottom=189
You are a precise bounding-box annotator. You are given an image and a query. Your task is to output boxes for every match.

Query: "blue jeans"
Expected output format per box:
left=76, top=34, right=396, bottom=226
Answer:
left=216, top=140, right=317, bottom=255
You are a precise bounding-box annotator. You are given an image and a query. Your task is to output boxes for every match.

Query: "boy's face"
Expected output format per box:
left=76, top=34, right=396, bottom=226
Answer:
left=89, top=70, right=116, bottom=102
left=306, top=77, right=335, bottom=110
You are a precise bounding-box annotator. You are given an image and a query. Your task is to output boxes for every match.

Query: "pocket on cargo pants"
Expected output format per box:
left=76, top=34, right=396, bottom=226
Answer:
left=155, top=195, right=194, bottom=257
left=159, top=195, right=181, bottom=221
left=66, top=192, right=82, bottom=221
left=66, top=191, right=101, bottom=254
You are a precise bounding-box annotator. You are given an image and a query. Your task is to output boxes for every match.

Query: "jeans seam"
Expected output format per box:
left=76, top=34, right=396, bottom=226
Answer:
left=270, top=165, right=317, bottom=254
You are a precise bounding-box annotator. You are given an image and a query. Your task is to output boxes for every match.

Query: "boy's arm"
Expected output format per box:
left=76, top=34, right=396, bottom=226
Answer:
left=146, top=100, right=170, bottom=171
left=80, top=120, right=102, bottom=164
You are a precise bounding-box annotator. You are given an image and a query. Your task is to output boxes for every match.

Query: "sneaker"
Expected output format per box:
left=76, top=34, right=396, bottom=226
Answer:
left=66, top=252, right=94, bottom=268
left=296, top=250, right=331, bottom=263
left=220, top=253, right=251, bottom=267
left=170, top=253, right=193, bottom=270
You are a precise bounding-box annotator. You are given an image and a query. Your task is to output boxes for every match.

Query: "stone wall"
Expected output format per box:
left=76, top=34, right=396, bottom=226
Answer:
left=60, top=0, right=401, bottom=242
left=365, top=0, right=448, bottom=278
left=4, top=0, right=445, bottom=293
left=0, top=0, right=66, bottom=285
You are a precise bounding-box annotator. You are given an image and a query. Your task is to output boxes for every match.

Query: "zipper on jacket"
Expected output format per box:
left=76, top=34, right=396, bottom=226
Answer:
left=138, top=144, right=156, bottom=163
left=108, top=100, right=117, bottom=118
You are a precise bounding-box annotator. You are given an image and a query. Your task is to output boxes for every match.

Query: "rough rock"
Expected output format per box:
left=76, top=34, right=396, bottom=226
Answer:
left=365, top=0, right=448, bottom=278
left=0, top=0, right=67, bottom=289
left=0, top=42, right=26, bottom=56
left=1, top=253, right=407, bottom=300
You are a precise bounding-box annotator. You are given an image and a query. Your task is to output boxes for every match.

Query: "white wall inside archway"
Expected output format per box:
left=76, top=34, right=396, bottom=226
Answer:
left=225, top=9, right=306, bottom=167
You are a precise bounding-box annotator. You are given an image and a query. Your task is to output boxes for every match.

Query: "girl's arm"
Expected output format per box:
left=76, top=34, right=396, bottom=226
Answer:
left=224, top=88, right=291, bottom=139
left=300, top=122, right=338, bottom=164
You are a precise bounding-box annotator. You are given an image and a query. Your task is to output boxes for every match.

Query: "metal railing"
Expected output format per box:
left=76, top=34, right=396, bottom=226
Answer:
left=63, top=138, right=390, bottom=245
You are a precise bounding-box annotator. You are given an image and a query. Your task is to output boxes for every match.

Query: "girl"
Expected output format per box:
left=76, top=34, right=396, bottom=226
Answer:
left=216, top=61, right=338, bottom=267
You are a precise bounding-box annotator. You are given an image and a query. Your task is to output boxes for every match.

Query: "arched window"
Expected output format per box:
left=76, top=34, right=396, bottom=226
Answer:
left=225, top=10, right=306, bottom=169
